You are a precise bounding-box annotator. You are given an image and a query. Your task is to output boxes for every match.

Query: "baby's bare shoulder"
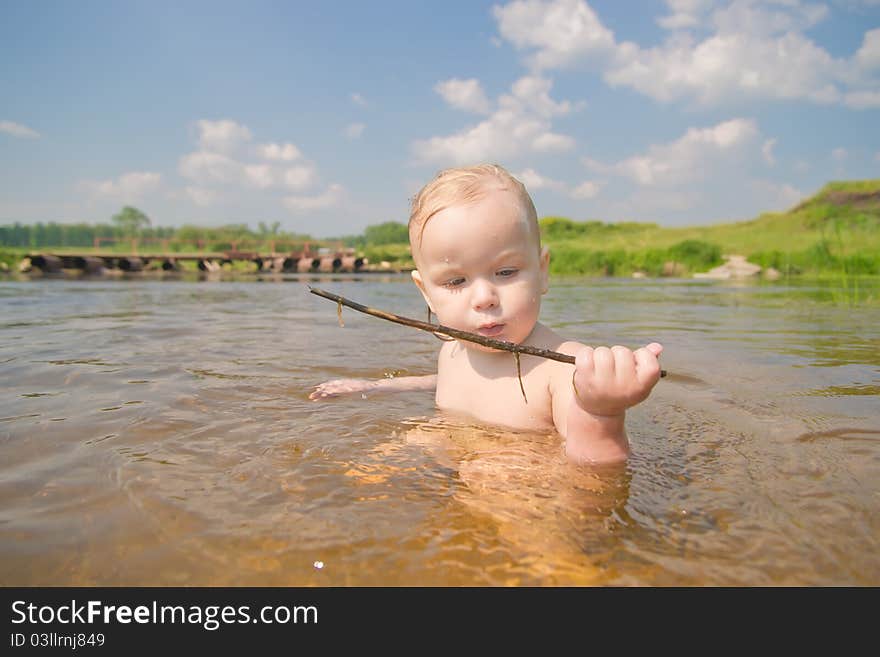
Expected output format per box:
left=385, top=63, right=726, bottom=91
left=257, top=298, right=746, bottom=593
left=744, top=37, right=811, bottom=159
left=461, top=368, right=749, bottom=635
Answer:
left=526, top=325, right=583, bottom=372
left=532, top=335, right=585, bottom=399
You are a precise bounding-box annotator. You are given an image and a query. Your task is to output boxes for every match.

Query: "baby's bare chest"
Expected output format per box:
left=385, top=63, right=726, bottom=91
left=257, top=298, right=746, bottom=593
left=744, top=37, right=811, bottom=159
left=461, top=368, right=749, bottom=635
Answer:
left=435, top=355, right=557, bottom=432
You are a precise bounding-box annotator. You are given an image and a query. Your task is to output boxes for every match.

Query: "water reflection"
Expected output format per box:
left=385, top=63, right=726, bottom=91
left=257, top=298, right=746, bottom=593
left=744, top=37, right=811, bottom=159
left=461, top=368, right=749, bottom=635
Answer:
left=0, top=275, right=878, bottom=585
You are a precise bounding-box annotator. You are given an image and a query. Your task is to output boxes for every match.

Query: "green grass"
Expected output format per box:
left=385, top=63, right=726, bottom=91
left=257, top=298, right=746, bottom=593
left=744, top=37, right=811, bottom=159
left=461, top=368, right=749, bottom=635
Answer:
left=361, top=242, right=413, bottom=267
left=0, top=247, right=27, bottom=270
left=538, top=179, right=880, bottom=277
left=4, top=179, right=878, bottom=280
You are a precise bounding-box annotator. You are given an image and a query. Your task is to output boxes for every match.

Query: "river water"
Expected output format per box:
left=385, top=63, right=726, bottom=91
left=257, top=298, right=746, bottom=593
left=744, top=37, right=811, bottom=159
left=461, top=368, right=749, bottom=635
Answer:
left=1, top=273, right=878, bottom=585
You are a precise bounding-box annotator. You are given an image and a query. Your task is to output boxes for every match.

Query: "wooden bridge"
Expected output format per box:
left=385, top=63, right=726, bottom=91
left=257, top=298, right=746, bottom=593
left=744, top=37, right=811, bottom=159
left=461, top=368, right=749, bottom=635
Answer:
left=19, top=250, right=369, bottom=274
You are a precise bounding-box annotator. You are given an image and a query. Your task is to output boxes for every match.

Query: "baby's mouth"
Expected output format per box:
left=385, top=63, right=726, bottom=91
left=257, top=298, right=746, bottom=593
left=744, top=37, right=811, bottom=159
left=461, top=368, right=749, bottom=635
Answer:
left=476, top=323, right=505, bottom=337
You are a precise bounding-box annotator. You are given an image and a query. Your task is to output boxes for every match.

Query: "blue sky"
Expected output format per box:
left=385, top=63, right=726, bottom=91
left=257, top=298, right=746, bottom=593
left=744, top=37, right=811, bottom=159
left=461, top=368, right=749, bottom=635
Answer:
left=2, top=0, right=879, bottom=237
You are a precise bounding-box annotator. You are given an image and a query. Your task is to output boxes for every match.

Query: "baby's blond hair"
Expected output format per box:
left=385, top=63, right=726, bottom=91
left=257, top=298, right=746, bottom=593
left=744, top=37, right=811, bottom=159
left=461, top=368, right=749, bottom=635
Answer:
left=408, top=164, right=539, bottom=250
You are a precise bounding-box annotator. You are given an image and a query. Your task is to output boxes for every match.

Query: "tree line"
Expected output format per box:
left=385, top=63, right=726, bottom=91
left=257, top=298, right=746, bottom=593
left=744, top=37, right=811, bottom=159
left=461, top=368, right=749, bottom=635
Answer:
left=0, top=207, right=409, bottom=250
left=0, top=221, right=179, bottom=248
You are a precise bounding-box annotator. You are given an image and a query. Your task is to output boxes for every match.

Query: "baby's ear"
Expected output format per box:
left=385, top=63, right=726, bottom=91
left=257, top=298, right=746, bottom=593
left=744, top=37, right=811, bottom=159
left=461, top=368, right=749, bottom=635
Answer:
left=411, top=269, right=435, bottom=312
left=539, top=246, right=550, bottom=294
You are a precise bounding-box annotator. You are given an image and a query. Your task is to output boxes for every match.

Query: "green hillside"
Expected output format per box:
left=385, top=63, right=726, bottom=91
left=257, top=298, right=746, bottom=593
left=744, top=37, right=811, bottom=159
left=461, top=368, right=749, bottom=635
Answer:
left=3, top=180, right=878, bottom=278
left=540, top=180, right=880, bottom=276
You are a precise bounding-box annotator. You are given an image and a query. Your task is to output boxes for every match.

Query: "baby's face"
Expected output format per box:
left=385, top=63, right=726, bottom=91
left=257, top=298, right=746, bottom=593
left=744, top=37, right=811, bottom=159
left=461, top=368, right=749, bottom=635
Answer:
left=411, top=188, right=549, bottom=349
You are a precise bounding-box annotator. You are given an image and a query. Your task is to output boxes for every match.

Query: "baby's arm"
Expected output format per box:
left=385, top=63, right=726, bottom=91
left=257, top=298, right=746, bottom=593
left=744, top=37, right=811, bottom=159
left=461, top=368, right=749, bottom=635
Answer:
left=553, top=342, right=663, bottom=464
left=309, top=374, right=437, bottom=400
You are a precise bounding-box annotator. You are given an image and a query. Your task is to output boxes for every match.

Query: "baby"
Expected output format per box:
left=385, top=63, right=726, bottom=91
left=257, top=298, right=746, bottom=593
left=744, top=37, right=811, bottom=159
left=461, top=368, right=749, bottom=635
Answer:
left=310, top=164, right=663, bottom=464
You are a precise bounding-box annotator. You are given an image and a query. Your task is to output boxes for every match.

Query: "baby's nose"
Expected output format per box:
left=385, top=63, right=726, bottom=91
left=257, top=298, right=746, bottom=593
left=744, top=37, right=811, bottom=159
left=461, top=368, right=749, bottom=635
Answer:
left=471, top=279, right=498, bottom=310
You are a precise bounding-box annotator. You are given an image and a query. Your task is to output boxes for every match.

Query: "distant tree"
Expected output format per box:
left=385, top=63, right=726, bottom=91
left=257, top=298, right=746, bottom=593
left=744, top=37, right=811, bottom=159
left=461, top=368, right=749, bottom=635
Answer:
left=258, top=221, right=281, bottom=236
left=176, top=225, right=208, bottom=248
left=364, top=221, right=409, bottom=245
left=33, top=222, right=47, bottom=247
left=112, top=206, right=151, bottom=238
left=0, top=222, right=31, bottom=247
left=46, top=222, right=62, bottom=246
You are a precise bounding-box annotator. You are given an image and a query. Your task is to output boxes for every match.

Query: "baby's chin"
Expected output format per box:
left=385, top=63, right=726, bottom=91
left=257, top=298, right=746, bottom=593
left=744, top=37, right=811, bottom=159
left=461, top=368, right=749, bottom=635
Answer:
left=460, top=341, right=514, bottom=355
left=457, top=328, right=534, bottom=353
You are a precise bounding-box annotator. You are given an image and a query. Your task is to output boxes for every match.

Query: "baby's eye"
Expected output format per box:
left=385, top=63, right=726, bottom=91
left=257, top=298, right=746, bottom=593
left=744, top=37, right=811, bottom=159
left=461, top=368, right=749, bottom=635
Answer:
left=496, top=268, right=518, bottom=278
left=442, top=277, right=466, bottom=288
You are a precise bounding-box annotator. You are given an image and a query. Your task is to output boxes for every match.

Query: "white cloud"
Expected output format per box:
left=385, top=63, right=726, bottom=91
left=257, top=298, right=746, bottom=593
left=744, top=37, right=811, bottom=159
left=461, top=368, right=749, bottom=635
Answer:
left=844, top=90, right=880, bottom=108
left=80, top=171, right=162, bottom=199
left=434, top=78, right=492, bottom=114
left=412, top=75, right=576, bottom=165
left=413, top=118, right=518, bottom=165
left=750, top=180, right=804, bottom=211
left=243, top=164, right=275, bottom=189
left=500, top=75, right=573, bottom=117
left=573, top=115, right=809, bottom=224
left=832, top=147, right=848, bottom=161
left=710, top=1, right=829, bottom=37
left=492, top=0, right=880, bottom=108
left=762, top=138, right=777, bottom=165
left=657, top=0, right=713, bottom=30
left=584, top=118, right=759, bottom=185
left=180, top=124, right=320, bottom=197
left=196, top=119, right=252, bottom=153
left=493, top=0, right=616, bottom=70
left=283, top=184, right=344, bottom=212
left=344, top=122, right=365, bottom=138
left=611, top=188, right=703, bottom=218
left=516, top=168, right=566, bottom=191
left=856, top=28, right=880, bottom=69
left=777, top=184, right=804, bottom=209
left=283, top=165, right=317, bottom=190
left=515, top=168, right=602, bottom=198
left=179, top=150, right=318, bottom=191
left=258, top=142, right=301, bottom=161
left=179, top=151, right=241, bottom=185
left=0, top=120, right=40, bottom=138
left=351, top=92, right=367, bottom=106
left=570, top=180, right=603, bottom=199
left=185, top=186, right=219, bottom=207
left=606, top=31, right=843, bottom=105
left=532, top=132, right=576, bottom=151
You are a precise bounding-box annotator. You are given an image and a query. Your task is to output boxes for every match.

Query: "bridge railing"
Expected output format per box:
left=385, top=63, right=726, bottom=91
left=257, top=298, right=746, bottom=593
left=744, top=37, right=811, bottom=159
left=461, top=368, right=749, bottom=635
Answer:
left=90, top=237, right=346, bottom=256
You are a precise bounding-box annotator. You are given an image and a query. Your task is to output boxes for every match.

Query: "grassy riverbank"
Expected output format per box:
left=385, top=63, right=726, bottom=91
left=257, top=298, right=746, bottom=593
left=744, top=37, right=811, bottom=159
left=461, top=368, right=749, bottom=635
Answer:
left=541, top=180, right=880, bottom=277
left=360, top=179, right=880, bottom=278
left=3, top=180, right=878, bottom=279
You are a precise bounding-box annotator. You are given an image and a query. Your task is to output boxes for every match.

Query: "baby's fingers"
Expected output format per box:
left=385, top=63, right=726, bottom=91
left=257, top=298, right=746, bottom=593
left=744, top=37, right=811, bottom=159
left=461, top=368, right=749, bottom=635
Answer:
left=309, top=379, right=346, bottom=400
left=645, top=342, right=663, bottom=358
left=574, top=346, right=596, bottom=375
left=309, top=385, right=333, bottom=400
left=611, top=345, right=636, bottom=380
left=591, top=346, right=615, bottom=376
left=634, top=346, right=662, bottom=385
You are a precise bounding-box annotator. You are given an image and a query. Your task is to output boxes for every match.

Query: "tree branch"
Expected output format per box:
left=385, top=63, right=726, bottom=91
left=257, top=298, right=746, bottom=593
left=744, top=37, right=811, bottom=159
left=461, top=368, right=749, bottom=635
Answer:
left=308, top=285, right=665, bottom=377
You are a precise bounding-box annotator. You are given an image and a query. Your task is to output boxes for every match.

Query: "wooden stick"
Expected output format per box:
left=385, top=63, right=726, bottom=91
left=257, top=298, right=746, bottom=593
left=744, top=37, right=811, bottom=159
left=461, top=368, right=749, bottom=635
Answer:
left=309, top=285, right=666, bottom=377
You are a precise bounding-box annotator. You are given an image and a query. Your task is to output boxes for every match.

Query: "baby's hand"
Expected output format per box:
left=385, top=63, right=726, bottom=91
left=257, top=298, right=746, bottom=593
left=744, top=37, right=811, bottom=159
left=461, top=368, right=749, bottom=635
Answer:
left=309, top=378, right=376, bottom=400
left=572, top=343, right=663, bottom=418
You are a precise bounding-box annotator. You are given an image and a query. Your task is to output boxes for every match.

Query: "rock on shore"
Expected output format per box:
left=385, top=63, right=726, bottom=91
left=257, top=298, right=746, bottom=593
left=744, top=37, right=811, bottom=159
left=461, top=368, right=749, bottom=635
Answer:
left=693, top=254, right=762, bottom=279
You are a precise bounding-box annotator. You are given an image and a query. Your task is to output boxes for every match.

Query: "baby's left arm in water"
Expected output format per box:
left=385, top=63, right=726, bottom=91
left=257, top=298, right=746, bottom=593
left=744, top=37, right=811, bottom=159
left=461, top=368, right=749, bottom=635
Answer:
left=309, top=374, right=437, bottom=400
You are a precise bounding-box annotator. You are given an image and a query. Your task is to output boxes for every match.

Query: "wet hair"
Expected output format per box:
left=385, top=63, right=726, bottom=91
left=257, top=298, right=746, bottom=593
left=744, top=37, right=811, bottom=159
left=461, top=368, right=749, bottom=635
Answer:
left=408, top=164, right=540, bottom=252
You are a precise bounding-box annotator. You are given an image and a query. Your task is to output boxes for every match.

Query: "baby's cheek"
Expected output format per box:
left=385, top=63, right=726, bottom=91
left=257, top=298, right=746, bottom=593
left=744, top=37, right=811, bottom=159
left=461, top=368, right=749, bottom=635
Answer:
left=515, top=294, right=541, bottom=319
left=433, top=303, right=465, bottom=329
